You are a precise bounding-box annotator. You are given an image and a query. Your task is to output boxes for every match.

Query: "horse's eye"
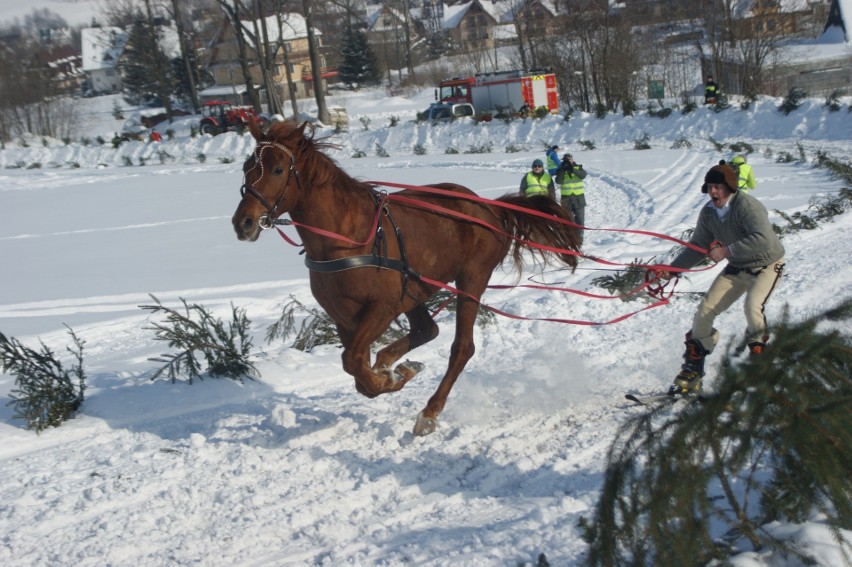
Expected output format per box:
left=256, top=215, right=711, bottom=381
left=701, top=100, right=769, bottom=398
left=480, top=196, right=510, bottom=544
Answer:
left=273, top=167, right=284, bottom=175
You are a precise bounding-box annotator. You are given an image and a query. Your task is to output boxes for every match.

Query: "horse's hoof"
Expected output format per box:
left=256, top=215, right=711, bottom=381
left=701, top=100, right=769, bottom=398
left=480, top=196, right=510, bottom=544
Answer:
left=394, top=360, right=425, bottom=382
left=412, top=411, right=437, bottom=436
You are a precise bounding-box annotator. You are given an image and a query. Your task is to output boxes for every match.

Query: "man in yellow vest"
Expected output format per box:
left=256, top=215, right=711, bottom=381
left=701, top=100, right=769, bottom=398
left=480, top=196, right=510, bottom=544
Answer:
left=519, top=159, right=556, bottom=199
left=556, top=153, right=588, bottom=242
left=730, top=155, right=756, bottom=193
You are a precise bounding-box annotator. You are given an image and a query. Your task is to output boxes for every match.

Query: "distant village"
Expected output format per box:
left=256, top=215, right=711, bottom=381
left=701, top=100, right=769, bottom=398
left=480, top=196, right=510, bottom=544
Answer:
left=0, top=0, right=850, bottom=141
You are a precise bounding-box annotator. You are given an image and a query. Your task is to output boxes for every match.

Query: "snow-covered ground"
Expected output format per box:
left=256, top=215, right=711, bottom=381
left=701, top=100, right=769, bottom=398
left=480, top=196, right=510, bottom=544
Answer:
left=1, top=89, right=851, bottom=566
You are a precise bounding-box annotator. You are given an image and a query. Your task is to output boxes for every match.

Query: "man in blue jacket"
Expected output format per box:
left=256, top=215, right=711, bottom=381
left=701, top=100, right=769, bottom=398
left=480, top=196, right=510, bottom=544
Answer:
left=545, top=145, right=560, bottom=176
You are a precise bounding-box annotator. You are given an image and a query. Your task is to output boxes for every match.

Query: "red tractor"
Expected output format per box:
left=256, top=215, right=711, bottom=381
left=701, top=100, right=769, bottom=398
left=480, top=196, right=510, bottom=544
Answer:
left=199, top=100, right=267, bottom=135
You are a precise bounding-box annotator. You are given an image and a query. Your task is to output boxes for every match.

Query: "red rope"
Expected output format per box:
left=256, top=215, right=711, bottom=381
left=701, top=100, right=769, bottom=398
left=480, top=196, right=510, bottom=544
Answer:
left=417, top=273, right=672, bottom=326
left=368, top=180, right=712, bottom=256
left=267, top=180, right=714, bottom=325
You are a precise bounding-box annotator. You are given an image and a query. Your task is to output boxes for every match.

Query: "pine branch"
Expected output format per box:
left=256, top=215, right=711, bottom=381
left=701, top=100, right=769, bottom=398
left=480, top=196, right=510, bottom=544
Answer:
left=141, top=295, right=258, bottom=384
left=1, top=326, right=86, bottom=433
left=585, top=298, right=852, bottom=565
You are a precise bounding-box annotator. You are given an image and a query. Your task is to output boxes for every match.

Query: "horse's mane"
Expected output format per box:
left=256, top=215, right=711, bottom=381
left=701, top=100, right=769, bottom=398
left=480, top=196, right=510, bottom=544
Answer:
left=263, top=120, right=367, bottom=194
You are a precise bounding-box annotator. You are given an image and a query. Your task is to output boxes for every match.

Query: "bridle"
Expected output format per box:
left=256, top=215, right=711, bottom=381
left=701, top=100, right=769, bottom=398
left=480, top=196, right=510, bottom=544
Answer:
left=240, top=140, right=302, bottom=229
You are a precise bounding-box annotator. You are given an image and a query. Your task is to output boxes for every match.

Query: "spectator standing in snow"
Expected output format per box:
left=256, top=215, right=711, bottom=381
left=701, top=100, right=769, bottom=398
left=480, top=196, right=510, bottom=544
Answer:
left=555, top=153, right=589, bottom=243
left=730, top=154, right=757, bottom=193
left=545, top=145, right=560, bottom=176
left=519, top=159, right=555, bottom=200
left=705, top=75, right=718, bottom=104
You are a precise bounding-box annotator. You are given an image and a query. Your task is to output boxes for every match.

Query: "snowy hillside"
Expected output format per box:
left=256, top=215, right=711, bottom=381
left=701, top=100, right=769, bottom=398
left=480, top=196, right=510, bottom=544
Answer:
left=1, top=89, right=851, bottom=566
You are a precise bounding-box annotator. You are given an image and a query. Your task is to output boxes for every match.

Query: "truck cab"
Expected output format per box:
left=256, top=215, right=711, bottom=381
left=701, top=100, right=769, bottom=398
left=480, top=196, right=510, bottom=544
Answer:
left=438, top=77, right=475, bottom=105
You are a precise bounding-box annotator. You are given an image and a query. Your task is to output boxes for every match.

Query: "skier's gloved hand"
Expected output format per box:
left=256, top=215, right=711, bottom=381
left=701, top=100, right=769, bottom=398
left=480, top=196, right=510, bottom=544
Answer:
left=652, top=268, right=674, bottom=281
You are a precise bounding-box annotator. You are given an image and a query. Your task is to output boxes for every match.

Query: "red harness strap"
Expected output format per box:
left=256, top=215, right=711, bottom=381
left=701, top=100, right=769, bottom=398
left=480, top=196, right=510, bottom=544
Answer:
left=369, top=180, right=713, bottom=256
left=417, top=274, right=672, bottom=326
left=266, top=181, right=712, bottom=326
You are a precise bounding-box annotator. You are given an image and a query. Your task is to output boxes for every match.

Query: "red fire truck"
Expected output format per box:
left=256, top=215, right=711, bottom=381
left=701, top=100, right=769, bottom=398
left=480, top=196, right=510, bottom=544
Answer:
left=438, top=69, right=559, bottom=116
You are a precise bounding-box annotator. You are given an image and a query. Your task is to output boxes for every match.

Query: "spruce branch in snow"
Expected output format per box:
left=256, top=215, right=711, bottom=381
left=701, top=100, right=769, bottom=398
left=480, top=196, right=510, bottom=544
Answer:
left=265, top=292, right=496, bottom=352
left=584, top=298, right=852, bottom=566
left=141, top=295, right=258, bottom=384
left=1, top=325, right=86, bottom=433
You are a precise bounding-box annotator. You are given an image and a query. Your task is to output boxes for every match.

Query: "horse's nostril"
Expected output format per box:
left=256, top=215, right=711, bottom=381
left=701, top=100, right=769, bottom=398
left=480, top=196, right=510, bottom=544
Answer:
left=242, top=217, right=253, bottom=232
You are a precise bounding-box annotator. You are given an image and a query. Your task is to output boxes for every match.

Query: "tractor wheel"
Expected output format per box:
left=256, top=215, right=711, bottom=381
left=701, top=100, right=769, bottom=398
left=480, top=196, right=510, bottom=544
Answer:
left=200, top=122, right=218, bottom=136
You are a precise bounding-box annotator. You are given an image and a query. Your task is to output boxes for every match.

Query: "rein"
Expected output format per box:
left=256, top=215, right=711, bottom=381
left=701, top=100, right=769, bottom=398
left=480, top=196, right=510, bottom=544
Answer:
left=240, top=145, right=700, bottom=326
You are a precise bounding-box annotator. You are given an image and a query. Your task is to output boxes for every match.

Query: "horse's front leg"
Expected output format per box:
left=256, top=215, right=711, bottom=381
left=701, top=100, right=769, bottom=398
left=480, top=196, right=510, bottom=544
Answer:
left=339, top=306, right=417, bottom=398
left=373, top=304, right=437, bottom=382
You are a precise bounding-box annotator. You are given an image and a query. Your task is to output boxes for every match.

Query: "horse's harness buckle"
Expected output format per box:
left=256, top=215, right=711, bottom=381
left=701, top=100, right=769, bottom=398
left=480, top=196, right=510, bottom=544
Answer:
left=258, top=214, right=274, bottom=230
left=258, top=214, right=291, bottom=230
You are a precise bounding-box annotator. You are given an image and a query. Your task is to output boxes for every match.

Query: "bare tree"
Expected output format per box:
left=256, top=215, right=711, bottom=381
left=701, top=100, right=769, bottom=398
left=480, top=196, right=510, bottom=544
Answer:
left=215, top=0, right=263, bottom=112
left=301, top=0, right=330, bottom=124
left=0, top=23, right=78, bottom=141
left=397, top=0, right=416, bottom=80
left=170, top=0, right=200, bottom=111
left=371, top=6, right=408, bottom=83
left=251, top=0, right=305, bottom=118
left=538, top=0, right=645, bottom=113
left=250, top=0, right=282, bottom=114
left=692, top=0, right=783, bottom=98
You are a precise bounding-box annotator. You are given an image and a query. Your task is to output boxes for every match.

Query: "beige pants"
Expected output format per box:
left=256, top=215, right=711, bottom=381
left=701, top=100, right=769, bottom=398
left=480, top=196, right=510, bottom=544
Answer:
left=692, top=259, right=785, bottom=353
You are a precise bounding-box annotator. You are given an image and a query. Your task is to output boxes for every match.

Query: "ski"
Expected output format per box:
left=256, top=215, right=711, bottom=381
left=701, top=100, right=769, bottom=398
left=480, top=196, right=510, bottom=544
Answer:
left=625, top=393, right=676, bottom=406
left=625, top=392, right=708, bottom=406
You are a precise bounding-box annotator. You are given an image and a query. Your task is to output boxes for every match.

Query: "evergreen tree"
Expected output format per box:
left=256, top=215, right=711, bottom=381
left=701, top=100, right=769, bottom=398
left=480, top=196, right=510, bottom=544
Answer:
left=171, top=52, right=207, bottom=108
left=584, top=299, right=852, bottom=565
left=121, top=18, right=174, bottom=107
left=426, top=29, right=451, bottom=59
left=338, top=24, right=381, bottom=88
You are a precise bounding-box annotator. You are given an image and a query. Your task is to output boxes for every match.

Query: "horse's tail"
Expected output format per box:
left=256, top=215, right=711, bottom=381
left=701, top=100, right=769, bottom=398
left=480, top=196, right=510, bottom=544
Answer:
left=496, top=195, right=581, bottom=273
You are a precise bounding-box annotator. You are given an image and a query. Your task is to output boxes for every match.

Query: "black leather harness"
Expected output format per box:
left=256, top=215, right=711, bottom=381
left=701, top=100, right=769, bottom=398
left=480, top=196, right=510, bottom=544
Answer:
left=302, top=190, right=421, bottom=297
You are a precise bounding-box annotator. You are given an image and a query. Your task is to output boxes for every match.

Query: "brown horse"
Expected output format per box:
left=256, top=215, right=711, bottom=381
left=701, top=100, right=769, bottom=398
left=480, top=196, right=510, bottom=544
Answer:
left=232, top=120, right=581, bottom=435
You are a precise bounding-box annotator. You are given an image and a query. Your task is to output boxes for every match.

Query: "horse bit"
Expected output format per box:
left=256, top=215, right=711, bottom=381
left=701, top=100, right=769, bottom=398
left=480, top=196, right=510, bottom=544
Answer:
left=240, top=141, right=302, bottom=229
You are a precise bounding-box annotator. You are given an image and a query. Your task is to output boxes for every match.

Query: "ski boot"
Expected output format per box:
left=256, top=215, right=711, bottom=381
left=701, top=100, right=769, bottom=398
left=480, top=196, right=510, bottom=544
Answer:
left=747, top=341, right=765, bottom=356
left=747, top=335, right=769, bottom=356
left=668, top=335, right=709, bottom=397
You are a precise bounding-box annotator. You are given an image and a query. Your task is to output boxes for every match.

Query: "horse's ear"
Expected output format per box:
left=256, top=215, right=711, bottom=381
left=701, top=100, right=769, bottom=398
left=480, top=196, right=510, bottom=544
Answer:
left=299, top=120, right=316, bottom=139
left=248, top=116, right=263, bottom=141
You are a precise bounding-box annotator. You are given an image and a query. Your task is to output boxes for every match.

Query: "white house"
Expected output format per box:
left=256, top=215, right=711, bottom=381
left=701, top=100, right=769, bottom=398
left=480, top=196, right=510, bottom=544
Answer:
left=80, top=27, right=127, bottom=94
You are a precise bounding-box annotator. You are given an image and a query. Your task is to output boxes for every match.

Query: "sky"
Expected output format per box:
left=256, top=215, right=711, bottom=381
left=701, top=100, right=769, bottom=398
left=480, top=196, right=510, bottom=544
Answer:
left=1, top=89, right=851, bottom=565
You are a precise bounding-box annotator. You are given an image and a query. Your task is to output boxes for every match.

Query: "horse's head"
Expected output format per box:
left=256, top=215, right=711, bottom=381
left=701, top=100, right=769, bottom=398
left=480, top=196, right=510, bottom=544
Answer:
left=231, top=119, right=309, bottom=242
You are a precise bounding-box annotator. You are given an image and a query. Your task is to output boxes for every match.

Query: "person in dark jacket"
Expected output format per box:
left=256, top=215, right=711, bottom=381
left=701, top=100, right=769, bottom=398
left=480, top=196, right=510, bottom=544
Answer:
left=704, top=75, right=718, bottom=104
left=555, top=153, right=588, bottom=243
left=659, top=164, right=785, bottom=396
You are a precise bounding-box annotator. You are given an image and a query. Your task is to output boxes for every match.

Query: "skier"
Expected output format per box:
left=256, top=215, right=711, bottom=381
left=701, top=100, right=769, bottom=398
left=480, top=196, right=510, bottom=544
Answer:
left=657, top=164, right=785, bottom=396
